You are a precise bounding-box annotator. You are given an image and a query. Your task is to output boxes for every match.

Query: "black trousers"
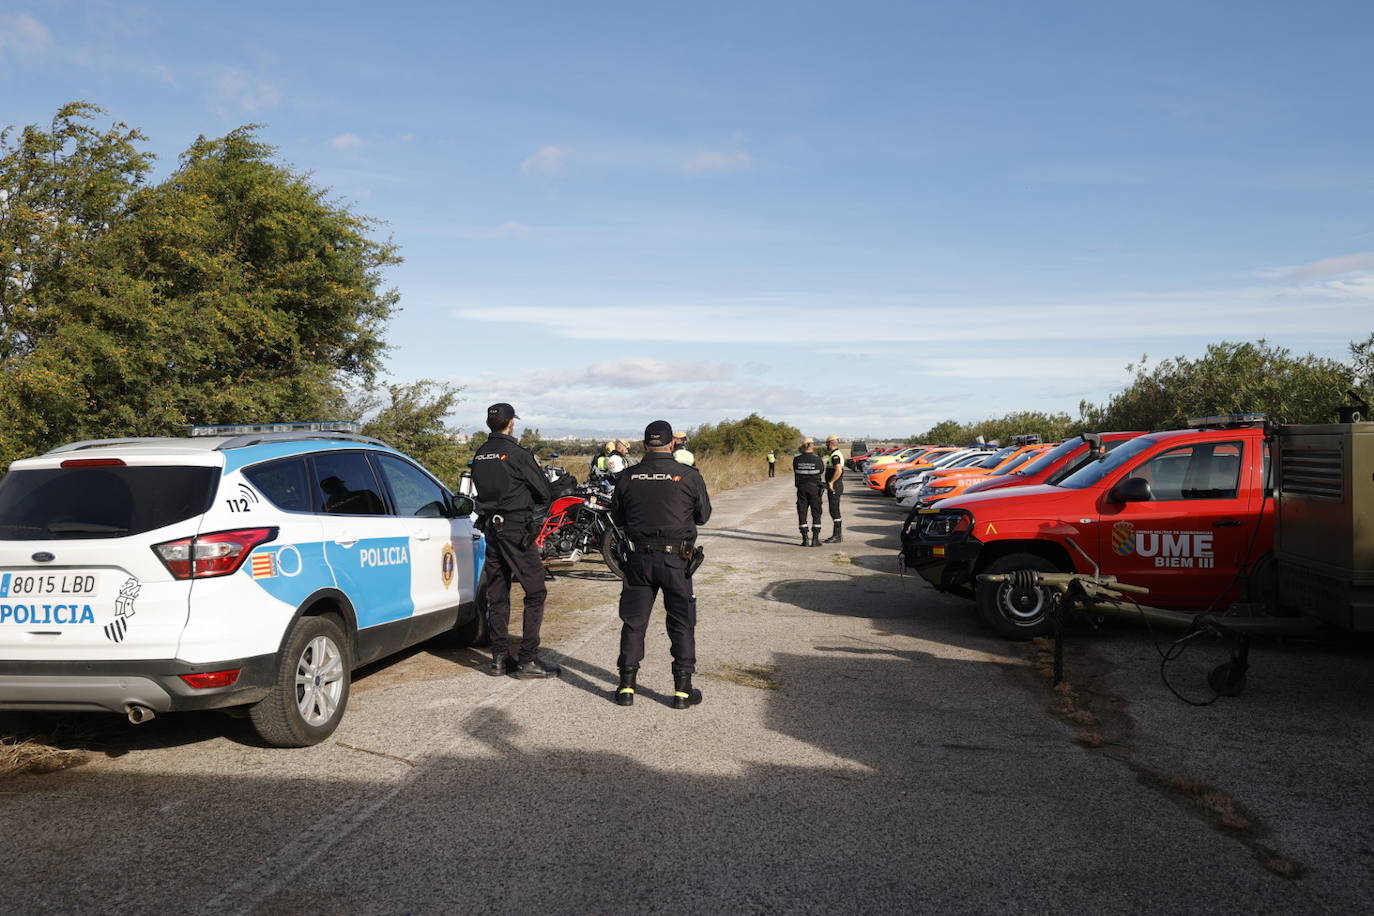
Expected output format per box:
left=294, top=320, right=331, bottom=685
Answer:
left=796, top=486, right=822, bottom=530
left=827, top=480, right=843, bottom=521
left=618, top=550, right=696, bottom=674
left=767, top=461, right=776, bottom=477
left=484, top=526, right=548, bottom=662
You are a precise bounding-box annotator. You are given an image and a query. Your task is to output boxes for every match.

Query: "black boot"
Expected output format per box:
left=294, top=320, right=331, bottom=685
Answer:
left=798, top=529, right=809, bottom=547
left=513, top=656, right=562, bottom=679
left=488, top=653, right=514, bottom=676
left=810, top=528, right=822, bottom=546
left=823, top=522, right=843, bottom=544
left=671, top=671, right=702, bottom=709
left=615, top=667, right=638, bottom=706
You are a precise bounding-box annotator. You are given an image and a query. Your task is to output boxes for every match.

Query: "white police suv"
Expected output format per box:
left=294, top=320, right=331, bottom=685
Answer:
left=0, top=423, right=487, bottom=747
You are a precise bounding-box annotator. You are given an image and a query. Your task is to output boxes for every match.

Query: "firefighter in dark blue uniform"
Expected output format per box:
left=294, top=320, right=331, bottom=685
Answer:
left=793, top=438, right=825, bottom=546
left=610, top=420, right=712, bottom=708
left=470, top=403, right=560, bottom=678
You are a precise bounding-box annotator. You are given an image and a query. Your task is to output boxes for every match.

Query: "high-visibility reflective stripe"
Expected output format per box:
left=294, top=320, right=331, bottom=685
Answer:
left=674, top=691, right=690, bottom=698
left=617, top=688, right=635, bottom=695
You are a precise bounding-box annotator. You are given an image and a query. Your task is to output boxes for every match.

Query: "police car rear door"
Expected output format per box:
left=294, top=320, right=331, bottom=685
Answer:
left=373, top=453, right=473, bottom=618
left=308, top=451, right=414, bottom=640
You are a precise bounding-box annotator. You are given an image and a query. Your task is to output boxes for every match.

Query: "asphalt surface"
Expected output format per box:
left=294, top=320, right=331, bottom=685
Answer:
left=2, top=474, right=1372, bottom=914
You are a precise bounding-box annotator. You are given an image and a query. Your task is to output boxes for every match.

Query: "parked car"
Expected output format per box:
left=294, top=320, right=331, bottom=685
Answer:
left=0, top=423, right=487, bottom=746
left=900, top=417, right=1272, bottom=638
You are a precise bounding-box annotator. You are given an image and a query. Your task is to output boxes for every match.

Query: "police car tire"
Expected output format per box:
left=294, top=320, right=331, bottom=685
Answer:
left=454, top=566, right=492, bottom=647
left=249, top=614, right=351, bottom=748
left=601, top=528, right=627, bottom=579
left=974, top=553, right=1061, bottom=640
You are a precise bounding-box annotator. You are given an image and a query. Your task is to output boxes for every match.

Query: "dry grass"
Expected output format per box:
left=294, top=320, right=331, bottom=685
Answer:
left=709, top=663, right=782, bottom=690
left=552, top=451, right=768, bottom=492
left=696, top=452, right=773, bottom=491
left=0, top=736, right=89, bottom=779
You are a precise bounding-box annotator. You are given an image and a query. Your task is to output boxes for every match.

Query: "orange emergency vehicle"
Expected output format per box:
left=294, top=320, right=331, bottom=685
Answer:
left=901, top=417, right=1273, bottom=638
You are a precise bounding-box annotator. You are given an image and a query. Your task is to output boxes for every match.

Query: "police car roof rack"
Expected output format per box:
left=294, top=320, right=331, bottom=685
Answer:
left=45, top=437, right=172, bottom=454
left=214, top=430, right=390, bottom=450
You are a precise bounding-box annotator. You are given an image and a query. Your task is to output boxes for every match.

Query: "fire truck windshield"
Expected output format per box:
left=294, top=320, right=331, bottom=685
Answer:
left=1056, top=436, right=1156, bottom=490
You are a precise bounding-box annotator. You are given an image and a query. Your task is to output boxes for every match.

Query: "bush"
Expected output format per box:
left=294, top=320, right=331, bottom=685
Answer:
left=688, top=413, right=801, bottom=456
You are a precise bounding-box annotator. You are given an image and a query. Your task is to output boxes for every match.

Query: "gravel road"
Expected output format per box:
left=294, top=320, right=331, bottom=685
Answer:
left=2, top=474, right=1372, bottom=914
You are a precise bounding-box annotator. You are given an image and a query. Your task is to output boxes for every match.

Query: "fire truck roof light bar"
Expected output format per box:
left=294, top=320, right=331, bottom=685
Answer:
left=1189, top=414, right=1268, bottom=429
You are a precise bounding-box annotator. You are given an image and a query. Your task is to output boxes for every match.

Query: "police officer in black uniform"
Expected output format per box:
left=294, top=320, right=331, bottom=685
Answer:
left=793, top=437, right=825, bottom=547
left=471, top=403, right=560, bottom=678
left=611, top=420, right=712, bottom=709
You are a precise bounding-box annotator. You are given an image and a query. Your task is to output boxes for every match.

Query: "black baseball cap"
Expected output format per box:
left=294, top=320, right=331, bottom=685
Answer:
left=644, top=420, right=674, bottom=447
left=486, top=403, right=519, bottom=425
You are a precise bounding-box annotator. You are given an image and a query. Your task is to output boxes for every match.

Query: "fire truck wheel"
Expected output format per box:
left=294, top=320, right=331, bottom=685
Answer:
left=975, top=552, right=1062, bottom=639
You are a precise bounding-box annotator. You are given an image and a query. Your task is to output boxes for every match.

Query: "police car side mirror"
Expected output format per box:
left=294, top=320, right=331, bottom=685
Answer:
left=1107, top=477, right=1153, bottom=503
left=450, top=494, right=476, bottom=517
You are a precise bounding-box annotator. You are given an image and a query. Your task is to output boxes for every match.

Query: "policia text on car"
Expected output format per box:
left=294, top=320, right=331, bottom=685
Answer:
left=793, top=438, right=826, bottom=546
left=471, top=403, right=561, bottom=679
left=610, top=420, right=712, bottom=708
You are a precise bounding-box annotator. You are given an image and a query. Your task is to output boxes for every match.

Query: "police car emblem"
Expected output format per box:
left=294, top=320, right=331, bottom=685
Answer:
left=104, top=577, right=141, bottom=644
left=441, top=545, right=456, bottom=588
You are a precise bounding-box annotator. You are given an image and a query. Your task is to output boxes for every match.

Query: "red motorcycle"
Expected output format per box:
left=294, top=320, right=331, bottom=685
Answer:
left=536, top=482, right=629, bottom=577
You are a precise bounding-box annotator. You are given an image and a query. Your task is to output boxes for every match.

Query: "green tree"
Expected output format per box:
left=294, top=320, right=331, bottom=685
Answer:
left=688, top=413, right=801, bottom=455
left=349, top=380, right=466, bottom=486
left=0, top=105, right=401, bottom=468
left=0, top=102, right=153, bottom=364
left=1079, top=340, right=1356, bottom=430
left=518, top=426, right=548, bottom=455
left=1350, top=333, right=1374, bottom=404
left=910, top=411, right=1078, bottom=445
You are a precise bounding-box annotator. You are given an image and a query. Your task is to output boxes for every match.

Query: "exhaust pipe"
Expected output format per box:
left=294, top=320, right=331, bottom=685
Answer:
left=126, top=704, right=156, bottom=724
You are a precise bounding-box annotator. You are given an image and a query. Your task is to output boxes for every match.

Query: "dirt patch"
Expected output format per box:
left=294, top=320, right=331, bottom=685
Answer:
left=1021, top=635, right=1304, bottom=880
left=1132, top=765, right=1305, bottom=879
left=707, top=663, right=782, bottom=690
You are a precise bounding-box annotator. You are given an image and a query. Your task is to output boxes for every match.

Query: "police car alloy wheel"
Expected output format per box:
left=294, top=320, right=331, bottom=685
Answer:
left=249, top=614, right=351, bottom=747
left=974, top=553, right=1061, bottom=640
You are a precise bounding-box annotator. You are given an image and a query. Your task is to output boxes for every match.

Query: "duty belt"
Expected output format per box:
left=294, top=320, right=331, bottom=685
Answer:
left=634, top=540, right=693, bottom=554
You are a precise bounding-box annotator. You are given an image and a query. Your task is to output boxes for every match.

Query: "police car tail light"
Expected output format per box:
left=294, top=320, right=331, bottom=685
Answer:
left=153, top=528, right=278, bottom=580
left=180, top=669, right=241, bottom=689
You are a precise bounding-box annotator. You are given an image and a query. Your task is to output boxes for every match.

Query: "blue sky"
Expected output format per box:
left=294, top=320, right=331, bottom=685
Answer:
left=3, top=1, right=1371, bottom=437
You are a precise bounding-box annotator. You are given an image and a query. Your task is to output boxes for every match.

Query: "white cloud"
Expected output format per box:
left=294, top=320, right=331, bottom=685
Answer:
left=0, top=12, right=52, bottom=57
left=329, top=132, right=362, bottom=150
left=489, top=220, right=531, bottom=239
left=914, top=355, right=1133, bottom=383
left=399, top=133, right=415, bottom=144
left=213, top=68, right=281, bottom=113
left=1254, top=251, right=1374, bottom=304
left=1262, top=251, right=1374, bottom=283
left=439, top=360, right=900, bottom=437
left=521, top=145, right=568, bottom=175
left=684, top=149, right=752, bottom=175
